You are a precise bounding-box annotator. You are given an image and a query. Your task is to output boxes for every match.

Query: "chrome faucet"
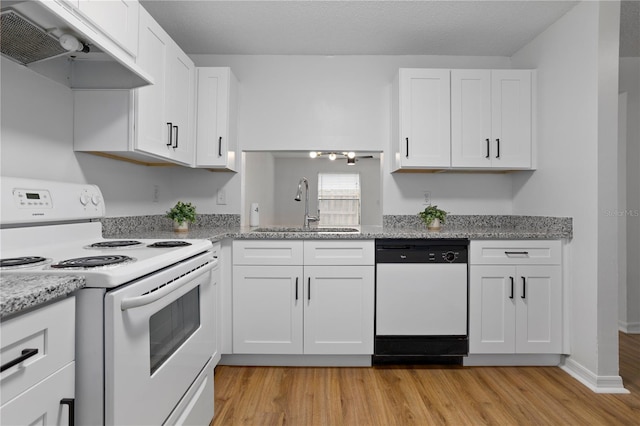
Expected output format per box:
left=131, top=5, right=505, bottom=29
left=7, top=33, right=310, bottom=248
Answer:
left=294, top=177, right=319, bottom=229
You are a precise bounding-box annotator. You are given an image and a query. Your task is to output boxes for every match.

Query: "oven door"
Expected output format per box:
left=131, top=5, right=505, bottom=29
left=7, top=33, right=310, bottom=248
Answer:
left=104, top=252, right=216, bottom=426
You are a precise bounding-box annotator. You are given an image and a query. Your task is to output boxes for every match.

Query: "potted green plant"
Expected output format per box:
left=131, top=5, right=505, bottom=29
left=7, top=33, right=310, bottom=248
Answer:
left=418, top=205, right=448, bottom=231
left=166, top=201, right=197, bottom=232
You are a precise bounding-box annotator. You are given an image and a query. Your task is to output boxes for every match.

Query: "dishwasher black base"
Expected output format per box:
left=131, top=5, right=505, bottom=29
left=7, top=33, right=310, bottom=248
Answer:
left=373, top=335, right=468, bottom=366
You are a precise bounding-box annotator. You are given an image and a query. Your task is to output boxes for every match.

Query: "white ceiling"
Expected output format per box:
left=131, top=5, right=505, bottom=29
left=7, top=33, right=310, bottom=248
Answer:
left=139, top=1, right=639, bottom=57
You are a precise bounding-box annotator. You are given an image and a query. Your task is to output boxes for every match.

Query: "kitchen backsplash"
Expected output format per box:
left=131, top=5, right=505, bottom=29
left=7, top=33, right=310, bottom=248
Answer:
left=101, top=214, right=241, bottom=235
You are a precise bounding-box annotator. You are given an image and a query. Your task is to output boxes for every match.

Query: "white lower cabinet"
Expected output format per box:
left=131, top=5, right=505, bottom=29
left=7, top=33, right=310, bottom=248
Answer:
left=469, top=241, right=563, bottom=354
left=0, top=297, right=75, bottom=426
left=304, top=266, right=374, bottom=354
left=232, top=240, right=374, bottom=355
left=233, top=265, right=304, bottom=354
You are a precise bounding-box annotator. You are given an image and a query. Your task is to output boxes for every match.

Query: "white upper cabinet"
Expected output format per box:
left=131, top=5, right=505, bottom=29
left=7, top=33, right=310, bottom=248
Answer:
left=195, top=67, right=239, bottom=171
left=392, top=68, right=535, bottom=172
left=392, top=69, right=451, bottom=170
left=77, top=0, right=140, bottom=56
left=451, top=69, right=533, bottom=169
left=134, top=6, right=194, bottom=165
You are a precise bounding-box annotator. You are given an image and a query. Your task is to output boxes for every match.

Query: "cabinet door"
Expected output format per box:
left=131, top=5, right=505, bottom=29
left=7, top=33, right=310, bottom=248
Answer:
left=166, top=45, right=195, bottom=165
left=0, top=362, right=74, bottom=426
left=398, top=69, right=451, bottom=168
left=303, top=266, right=374, bottom=354
left=451, top=69, right=492, bottom=167
left=232, top=265, right=303, bottom=354
left=78, top=0, right=139, bottom=56
left=135, top=8, right=169, bottom=159
left=469, top=265, right=516, bottom=353
left=515, top=265, right=562, bottom=353
left=491, top=70, right=532, bottom=169
left=195, top=68, right=231, bottom=168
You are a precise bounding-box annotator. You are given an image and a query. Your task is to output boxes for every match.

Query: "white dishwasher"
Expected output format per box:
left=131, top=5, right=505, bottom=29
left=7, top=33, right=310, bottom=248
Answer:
left=374, top=239, right=469, bottom=364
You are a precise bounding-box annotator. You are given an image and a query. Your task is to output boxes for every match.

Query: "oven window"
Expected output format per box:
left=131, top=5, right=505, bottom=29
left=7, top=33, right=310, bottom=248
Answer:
left=149, top=287, right=200, bottom=375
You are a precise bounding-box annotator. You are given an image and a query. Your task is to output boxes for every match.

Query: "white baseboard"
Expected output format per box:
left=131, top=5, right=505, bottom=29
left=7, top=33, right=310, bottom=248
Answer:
left=561, top=358, right=630, bottom=394
left=618, top=320, right=640, bottom=334
left=463, top=354, right=562, bottom=366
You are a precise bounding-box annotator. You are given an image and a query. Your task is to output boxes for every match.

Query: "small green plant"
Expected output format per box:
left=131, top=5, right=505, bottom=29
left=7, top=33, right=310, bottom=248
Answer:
left=166, top=201, right=197, bottom=225
left=418, top=205, right=448, bottom=227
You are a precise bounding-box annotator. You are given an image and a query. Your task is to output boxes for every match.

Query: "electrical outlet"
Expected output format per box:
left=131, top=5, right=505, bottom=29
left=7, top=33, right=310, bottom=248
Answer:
left=423, top=191, right=431, bottom=205
left=153, top=185, right=159, bottom=203
left=216, top=188, right=226, bottom=205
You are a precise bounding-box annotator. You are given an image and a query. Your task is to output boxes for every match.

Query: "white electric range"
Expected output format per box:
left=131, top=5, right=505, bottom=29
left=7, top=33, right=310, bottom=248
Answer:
left=0, top=177, right=217, bottom=425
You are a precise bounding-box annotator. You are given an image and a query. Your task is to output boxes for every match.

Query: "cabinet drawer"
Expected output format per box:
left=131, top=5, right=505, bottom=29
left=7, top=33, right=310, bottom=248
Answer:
left=470, top=240, right=561, bottom=265
left=0, top=362, right=74, bottom=426
left=233, top=240, right=303, bottom=265
left=304, top=240, right=374, bottom=265
left=0, top=297, right=75, bottom=405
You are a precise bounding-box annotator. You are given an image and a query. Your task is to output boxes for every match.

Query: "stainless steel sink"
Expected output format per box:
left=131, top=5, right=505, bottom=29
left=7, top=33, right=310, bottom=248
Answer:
left=252, top=227, right=360, bottom=233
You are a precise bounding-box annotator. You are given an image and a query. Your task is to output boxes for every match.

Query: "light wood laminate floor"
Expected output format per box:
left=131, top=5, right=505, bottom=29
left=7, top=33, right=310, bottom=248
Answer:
left=211, top=333, right=639, bottom=425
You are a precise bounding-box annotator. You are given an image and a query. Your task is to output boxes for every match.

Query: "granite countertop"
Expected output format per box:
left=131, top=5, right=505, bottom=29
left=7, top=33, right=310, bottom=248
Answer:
left=0, top=274, right=85, bottom=319
left=104, top=224, right=571, bottom=241
left=102, top=214, right=572, bottom=241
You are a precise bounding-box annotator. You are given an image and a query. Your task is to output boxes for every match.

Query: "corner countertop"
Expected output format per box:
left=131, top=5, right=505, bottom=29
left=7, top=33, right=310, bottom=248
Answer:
left=0, top=275, right=85, bottom=320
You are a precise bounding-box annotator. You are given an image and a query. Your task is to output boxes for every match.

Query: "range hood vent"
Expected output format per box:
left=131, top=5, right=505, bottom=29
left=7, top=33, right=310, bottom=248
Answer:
left=1, top=10, right=68, bottom=65
left=0, top=1, right=152, bottom=89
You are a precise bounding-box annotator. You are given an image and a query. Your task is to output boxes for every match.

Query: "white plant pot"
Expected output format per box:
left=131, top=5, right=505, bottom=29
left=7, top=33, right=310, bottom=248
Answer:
left=427, top=218, right=441, bottom=231
left=173, top=221, right=189, bottom=232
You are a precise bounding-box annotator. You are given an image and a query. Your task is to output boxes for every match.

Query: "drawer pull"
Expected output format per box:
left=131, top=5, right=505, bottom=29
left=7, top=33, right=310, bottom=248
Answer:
left=505, top=251, right=529, bottom=257
left=0, top=348, right=38, bottom=372
left=60, top=398, right=75, bottom=426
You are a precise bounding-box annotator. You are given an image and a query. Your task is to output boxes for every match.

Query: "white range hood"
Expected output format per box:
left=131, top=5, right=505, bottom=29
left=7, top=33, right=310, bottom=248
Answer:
left=1, top=0, right=153, bottom=89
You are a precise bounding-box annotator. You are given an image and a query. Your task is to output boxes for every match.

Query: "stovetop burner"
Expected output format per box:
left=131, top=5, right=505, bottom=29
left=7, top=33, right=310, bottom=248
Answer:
left=50, top=255, right=135, bottom=269
left=147, top=241, right=193, bottom=248
left=86, top=240, right=144, bottom=249
left=0, top=256, right=52, bottom=270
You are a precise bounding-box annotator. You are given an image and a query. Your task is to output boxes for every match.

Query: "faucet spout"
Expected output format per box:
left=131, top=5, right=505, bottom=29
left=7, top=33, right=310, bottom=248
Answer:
left=294, top=177, right=319, bottom=229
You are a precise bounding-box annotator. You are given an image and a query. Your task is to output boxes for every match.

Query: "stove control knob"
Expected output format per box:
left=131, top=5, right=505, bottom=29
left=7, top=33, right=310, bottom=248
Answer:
left=80, top=193, right=89, bottom=206
left=91, top=194, right=102, bottom=206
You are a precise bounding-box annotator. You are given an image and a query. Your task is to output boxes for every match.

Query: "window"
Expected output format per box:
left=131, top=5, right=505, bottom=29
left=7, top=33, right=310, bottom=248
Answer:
left=317, top=173, right=360, bottom=226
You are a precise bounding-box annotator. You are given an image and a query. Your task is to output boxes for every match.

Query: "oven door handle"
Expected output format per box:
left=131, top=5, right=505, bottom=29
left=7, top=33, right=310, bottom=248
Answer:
left=120, top=260, right=216, bottom=311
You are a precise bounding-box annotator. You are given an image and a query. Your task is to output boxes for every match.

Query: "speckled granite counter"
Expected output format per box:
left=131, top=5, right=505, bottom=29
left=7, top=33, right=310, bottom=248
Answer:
left=0, top=275, right=85, bottom=319
left=102, top=215, right=572, bottom=241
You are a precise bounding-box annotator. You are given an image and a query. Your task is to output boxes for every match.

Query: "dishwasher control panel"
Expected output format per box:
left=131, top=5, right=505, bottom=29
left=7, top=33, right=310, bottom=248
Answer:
left=375, top=239, right=468, bottom=264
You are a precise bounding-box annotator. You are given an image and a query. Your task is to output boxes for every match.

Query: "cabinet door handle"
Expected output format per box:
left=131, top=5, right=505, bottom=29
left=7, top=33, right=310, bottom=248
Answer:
left=295, top=277, right=299, bottom=301
left=307, top=277, right=311, bottom=301
left=1, top=348, right=38, bottom=372
left=485, top=138, right=490, bottom=159
left=521, top=277, right=526, bottom=299
left=166, top=122, right=173, bottom=146
left=60, top=398, right=75, bottom=426
left=405, top=138, right=409, bottom=158
left=496, top=138, right=500, bottom=158
left=173, top=125, right=179, bottom=149
left=509, top=276, right=514, bottom=299
left=218, top=137, right=223, bottom=157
